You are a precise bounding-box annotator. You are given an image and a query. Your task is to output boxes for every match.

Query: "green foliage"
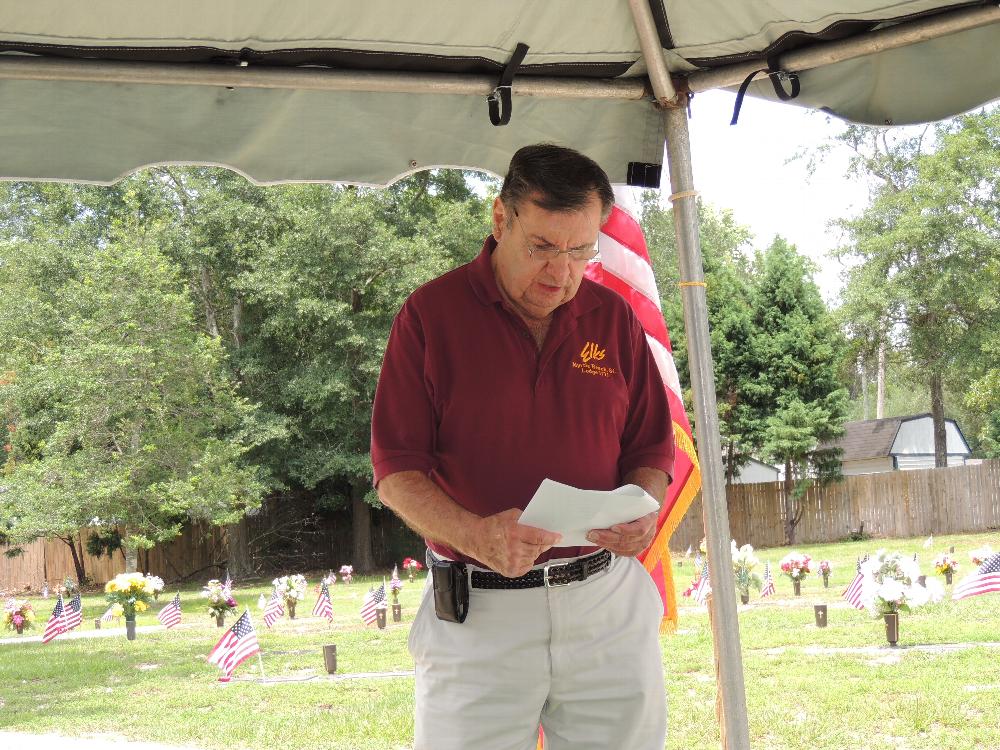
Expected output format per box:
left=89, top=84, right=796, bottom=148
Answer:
left=834, top=110, right=1000, bottom=454
left=86, top=528, right=123, bottom=560
left=0, top=214, right=267, bottom=553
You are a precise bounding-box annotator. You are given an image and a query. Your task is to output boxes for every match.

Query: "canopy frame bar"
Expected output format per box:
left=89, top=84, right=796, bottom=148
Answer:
left=688, top=4, right=1000, bottom=94
left=0, top=5, right=996, bottom=104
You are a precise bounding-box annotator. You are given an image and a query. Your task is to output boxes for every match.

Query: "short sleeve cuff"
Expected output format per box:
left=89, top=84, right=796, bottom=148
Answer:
left=372, top=454, right=439, bottom=486
left=619, top=452, right=674, bottom=485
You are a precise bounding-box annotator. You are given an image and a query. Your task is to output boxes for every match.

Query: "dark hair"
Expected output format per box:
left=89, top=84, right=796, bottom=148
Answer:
left=499, top=144, right=614, bottom=222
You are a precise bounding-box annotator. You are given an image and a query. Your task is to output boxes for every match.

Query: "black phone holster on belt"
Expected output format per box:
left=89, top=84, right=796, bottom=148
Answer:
left=431, top=560, right=469, bottom=623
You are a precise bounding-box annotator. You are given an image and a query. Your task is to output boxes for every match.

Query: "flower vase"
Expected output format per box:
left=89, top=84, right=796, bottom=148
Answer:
left=216, top=614, right=225, bottom=627
left=822, top=573, right=829, bottom=588
left=126, top=617, right=137, bottom=641
left=793, top=579, right=801, bottom=596
left=15, top=622, right=23, bottom=635
left=153, top=592, right=159, bottom=602
left=392, top=603, right=402, bottom=622
left=945, top=571, right=953, bottom=585
left=287, top=601, right=296, bottom=620
left=739, top=592, right=749, bottom=605
left=884, top=612, right=899, bottom=646
left=408, top=571, right=415, bottom=583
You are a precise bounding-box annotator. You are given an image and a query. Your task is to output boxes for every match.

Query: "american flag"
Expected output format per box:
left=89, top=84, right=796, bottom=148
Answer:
left=360, top=584, right=386, bottom=625
left=222, top=570, right=233, bottom=596
left=42, top=594, right=67, bottom=643
left=157, top=593, right=182, bottom=629
left=952, top=552, right=1000, bottom=601
left=207, top=610, right=260, bottom=682
left=100, top=605, right=118, bottom=623
left=760, top=562, right=776, bottom=598
left=842, top=557, right=866, bottom=610
left=262, top=591, right=284, bottom=628
left=63, top=591, right=83, bottom=631
left=391, top=565, right=401, bottom=589
left=694, top=565, right=712, bottom=606
left=311, top=582, right=334, bottom=621
left=590, top=189, right=701, bottom=633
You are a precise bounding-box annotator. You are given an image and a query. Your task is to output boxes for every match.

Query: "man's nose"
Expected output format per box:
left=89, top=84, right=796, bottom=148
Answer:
left=544, top=251, right=572, bottom=280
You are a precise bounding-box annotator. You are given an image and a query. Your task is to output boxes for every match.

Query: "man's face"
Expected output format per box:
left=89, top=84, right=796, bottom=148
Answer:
left=491, top=193, right=602, bottom=323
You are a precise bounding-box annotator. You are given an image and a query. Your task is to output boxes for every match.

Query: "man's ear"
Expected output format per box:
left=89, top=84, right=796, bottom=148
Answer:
left=492, top=197, right=507, bottom=240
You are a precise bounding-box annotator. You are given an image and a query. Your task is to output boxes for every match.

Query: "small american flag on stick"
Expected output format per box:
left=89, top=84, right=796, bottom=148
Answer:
left=63, top=591, right=83, bottom=631
left=157, top=593, right=182, bottom=629
left=952, top=552, right=1000, bottom=601
left=207, top=610, right=260, bottom=682
left=360, top=584, right=386, bottom=625
left=100, top=605, right=118, bottom=623
left=262, top=592, right=284, bottom=628
left=42, top=594, right=67, bottom=644
left=842, top=557, right=866, bottom=610
left=694, top=566, right=712, bottom=606
left=760, top=562, right=776, bottom=598
left=311, top=581, right=334, bottom=621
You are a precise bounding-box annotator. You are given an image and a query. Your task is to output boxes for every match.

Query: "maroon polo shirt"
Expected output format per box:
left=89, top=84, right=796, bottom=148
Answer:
left=371, top=237, right=674, bottom=567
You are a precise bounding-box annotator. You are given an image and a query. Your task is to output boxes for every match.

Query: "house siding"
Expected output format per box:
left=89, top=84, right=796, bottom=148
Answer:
left=841, top=457, right=895, bottom=476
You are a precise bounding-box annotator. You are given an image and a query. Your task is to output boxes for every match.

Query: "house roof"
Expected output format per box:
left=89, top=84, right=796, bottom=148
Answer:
left=825, top=413, right=969, bottom=461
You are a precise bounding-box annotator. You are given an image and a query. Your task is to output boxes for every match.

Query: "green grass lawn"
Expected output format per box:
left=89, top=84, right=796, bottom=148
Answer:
left=2, top=531, right=999, bottom=749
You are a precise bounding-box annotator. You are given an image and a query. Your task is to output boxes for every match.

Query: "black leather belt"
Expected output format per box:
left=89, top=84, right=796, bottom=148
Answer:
left=470, top=549, right=612, bottom=590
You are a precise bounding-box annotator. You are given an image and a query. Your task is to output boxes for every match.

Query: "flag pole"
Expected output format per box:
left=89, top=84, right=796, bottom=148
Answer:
left=247, top=610, right=266, bottom=682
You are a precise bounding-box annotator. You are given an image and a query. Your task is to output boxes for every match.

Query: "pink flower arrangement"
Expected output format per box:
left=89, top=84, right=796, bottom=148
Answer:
left=818, top=560, right=832, bottom=575
left=339, top=565, right=354, bottom=584
left=779, top=552, right=812, bottom=580
left=402, top=557, right=424, bottom=581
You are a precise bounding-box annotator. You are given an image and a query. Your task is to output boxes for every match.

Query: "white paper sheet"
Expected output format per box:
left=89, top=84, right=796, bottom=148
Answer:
left=518, top=478, right=659, bottom=547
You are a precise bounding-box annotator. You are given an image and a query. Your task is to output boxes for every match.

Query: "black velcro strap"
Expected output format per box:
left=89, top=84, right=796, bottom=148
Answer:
left=471, top=550, right=612, bottom=589
left=730, top=55, right=800, bottom=126
left=487, top=42, right=530, bottom=127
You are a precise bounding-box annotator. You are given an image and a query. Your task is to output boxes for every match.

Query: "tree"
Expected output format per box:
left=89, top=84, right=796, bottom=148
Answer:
left=0, top=224, right=267, bottom=572
left=639, top=194, right=764, bottom=484
left=833, top=111, right=1000, bottom=462
left=751, top=238, right=848, bottom=544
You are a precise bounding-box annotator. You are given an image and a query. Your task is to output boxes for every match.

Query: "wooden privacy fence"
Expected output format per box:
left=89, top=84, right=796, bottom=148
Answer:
left=670, top=460, right=1000, bottom=552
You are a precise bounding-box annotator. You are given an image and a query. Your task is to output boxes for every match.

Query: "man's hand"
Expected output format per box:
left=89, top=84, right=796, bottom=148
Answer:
left=473, top=508, right=562, bottom=578
left=586, top=510, right=658, bottom=558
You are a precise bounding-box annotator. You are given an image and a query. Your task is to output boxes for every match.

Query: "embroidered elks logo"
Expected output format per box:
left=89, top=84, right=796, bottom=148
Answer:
left=579, top=341, right=606, bottom=363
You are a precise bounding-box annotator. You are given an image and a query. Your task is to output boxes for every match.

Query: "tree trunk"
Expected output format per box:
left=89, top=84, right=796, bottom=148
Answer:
left=860, top=356, right=870, bottom=421
left=351, top=479, right=374, bottom=573
left=226, top=515, right=255, bottom=578
left=930, top=372, right=947, bottom=468
left=725, top=440, right=735, bottom=488
left=200, top=264, right=219, bottom=338
left=876, top=340, right=886, bottom=420
left=783, top=460, right=796, bottom=545
left=61, top=535, right=87, bottom=583
left=123, top=528, right=140, bottom=573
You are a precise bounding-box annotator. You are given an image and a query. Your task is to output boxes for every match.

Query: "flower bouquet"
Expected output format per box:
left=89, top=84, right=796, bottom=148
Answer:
left=861, top=550, right=944, bottom=645
left=933, top=553, right=958, bottom=584
left=402, top=557, right=424, bottom=583
left=390, top=575, right=404, bottom=604
left=145, top=574, right=164, bottom=601
left=818, top=560, right=832, bottom=588
left=969, top=546, right=994, bottom=567
left=273, top=574, right=307, bottom=618
left=339, top=565, right=354, bottom=585
left=779, top=552, right=812, bottom=595
left=3, top=598, right=35, bottom=634
left=730, top=541, right=761, bottom=603
left=203, top=579, right=238, bottom=625
left=106, top=572, right=154, bottom=639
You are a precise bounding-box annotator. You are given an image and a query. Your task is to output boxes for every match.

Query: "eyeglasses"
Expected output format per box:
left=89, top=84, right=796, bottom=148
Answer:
left=512, top=209, right=600, bottom=262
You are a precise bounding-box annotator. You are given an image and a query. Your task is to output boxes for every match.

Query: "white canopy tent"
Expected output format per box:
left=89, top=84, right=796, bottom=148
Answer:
left=3, top=3, right=999, bottom=747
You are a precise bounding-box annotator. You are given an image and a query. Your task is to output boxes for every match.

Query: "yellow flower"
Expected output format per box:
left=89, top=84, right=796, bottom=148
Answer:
left=105, top=581, right=119, bottom=593
left=111, top=604, right=124, bottom=616
left=135, top=601, right=148, bottom=612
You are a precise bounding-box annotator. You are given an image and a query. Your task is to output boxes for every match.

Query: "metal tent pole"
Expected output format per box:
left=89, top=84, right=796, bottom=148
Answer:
left=663, top=103, right=751, bottom=750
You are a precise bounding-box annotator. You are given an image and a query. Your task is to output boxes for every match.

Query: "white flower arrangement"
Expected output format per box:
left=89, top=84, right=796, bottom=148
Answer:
left=730, top=541, right=761, bottom=596
left=860, top=549, right=944, bottom=617
left=144, top=574, right=164, bottom=593
left=272, top=574, right=308, bottom=602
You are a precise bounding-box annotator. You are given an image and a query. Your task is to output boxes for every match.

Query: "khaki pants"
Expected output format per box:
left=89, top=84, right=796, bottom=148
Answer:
left=409, top=554, right=667, bottom=750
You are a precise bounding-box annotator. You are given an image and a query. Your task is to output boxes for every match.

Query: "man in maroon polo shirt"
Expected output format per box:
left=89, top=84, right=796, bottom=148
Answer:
left=372, top=144, right=673, bottom=750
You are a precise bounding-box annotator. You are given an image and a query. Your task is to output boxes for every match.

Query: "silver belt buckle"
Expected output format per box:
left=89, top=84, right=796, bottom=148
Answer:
left=543, top=562, right=571, bottom=588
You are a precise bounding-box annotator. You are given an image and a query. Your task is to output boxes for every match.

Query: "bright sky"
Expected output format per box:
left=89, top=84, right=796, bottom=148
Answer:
left=683, top=90, right=864, bottom=305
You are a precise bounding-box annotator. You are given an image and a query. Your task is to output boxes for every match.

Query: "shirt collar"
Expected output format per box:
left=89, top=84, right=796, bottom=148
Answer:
left=467, top=235, right=601, bottom=319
